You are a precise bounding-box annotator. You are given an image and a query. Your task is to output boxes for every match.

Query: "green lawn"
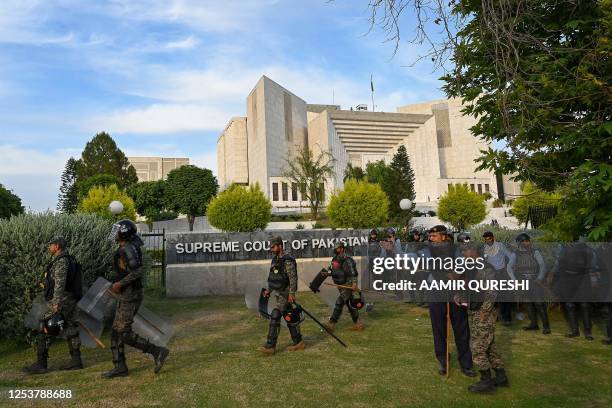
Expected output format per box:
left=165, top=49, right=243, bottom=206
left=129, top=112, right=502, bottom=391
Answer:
left=1, top=291, right=610, bottom=408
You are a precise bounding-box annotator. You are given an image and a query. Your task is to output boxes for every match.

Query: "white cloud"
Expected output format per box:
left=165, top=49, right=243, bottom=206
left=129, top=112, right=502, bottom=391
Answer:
left=192, top=151, right=218, bottom=176
left=0, top=145, right=78, bottom=211
left=165, top=35, right=198, bottom=50
left=92, top=103, right=231, bottom=134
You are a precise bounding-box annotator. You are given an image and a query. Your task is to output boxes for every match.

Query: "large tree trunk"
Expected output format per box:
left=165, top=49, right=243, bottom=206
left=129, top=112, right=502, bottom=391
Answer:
left=188, top=214, right=195, bottom=231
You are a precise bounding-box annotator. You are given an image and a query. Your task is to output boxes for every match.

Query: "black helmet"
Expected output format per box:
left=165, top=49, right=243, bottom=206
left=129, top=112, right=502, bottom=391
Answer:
left=43, top=313, right=65, bottom=337
left=283, top=305, right=304, bottom=326
left=109, top=219, right=138, bottom=242
left=457, top=232, right=471, bottom=243
left=515, top=232, right=531, bottom=243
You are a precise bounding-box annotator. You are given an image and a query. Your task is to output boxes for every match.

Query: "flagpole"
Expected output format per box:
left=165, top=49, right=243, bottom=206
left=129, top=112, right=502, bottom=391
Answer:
left=370, top=74, right=375, bottom=112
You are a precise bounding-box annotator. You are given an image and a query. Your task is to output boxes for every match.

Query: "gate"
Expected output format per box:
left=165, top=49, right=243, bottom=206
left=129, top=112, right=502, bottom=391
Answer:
left=141, top=229, right=166, bottom=289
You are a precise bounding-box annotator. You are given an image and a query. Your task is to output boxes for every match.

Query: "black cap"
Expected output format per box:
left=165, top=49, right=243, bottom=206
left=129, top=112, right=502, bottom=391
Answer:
left=334, top=241, right=346, bottom=249
left=48, top=236, right=67, bottom=249
left=482, top=231, right=494, bottom=238
left=429, top=225, right=447, bottom=233
left=270, top=236, right=284, bottom=247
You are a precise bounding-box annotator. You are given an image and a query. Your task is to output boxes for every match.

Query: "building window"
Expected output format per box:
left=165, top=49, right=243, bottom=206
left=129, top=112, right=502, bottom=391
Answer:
left=477, top=184, right=482, bottom=194
left=485, top=184, right=490, bottom=193
left=318, top=183, right=325, bottom=202
left=272, top=183, right=279, bottom=201
left=282, top=182, right=288, bottom=201
left=470, top=184, right=475, bottom=192
left=291, top=183, right=298, bottom=201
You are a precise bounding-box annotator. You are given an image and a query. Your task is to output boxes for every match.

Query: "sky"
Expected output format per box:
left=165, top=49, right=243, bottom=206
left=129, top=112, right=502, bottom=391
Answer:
left=0, top=0, right=449, bottom=212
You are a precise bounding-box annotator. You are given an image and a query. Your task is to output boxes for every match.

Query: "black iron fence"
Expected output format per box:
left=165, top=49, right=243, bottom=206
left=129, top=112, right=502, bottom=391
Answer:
left=141, top=229, right=166, bottom=289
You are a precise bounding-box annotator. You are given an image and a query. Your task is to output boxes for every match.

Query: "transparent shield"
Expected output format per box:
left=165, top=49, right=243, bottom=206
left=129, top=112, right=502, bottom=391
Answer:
left=133, top=305, right=174, bottom=347
left=24, top=294, right=48, bottom=330
left=78, top=311, right=105, bottom=349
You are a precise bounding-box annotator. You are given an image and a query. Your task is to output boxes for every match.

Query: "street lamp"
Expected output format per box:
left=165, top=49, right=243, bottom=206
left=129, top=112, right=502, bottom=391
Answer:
left=108, top=200, right=124, bottom=215
left=399, top=198, right=412, bottom=211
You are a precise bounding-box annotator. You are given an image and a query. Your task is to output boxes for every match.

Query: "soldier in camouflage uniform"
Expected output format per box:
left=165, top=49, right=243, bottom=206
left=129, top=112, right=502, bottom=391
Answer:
left=102, top=220, right=169, bottom=378
left=23, top=236, right=83, bottom=374
left=258, top=236, right=304, bottom=354
left=461, top=244, right=509, bottom=393
left=323, top=242, right=364, bottom=332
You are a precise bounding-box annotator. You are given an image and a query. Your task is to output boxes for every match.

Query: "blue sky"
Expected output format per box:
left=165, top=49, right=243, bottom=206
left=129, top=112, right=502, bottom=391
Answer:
left=0, top=0, right=448, bottom=211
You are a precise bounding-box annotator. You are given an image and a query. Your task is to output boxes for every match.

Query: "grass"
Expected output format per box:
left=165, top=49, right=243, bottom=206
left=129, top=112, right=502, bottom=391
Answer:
left=1, top=291, right=610, bottom=408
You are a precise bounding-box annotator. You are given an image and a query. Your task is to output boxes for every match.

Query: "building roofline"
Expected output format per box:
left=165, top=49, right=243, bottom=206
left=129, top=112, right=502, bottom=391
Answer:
left=328, top=109, right=432, bottom=124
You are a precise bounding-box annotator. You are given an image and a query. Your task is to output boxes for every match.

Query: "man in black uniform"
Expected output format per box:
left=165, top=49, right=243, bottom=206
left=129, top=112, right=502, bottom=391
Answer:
left=23, top=236, right=83, bottom=374
left=258, top=236, right=304, bottom=354
left=102, top=220, right=170, bottom=378
left=419, top=225, right=475, bottom=377
left=323, top=242, right=364, bottom=332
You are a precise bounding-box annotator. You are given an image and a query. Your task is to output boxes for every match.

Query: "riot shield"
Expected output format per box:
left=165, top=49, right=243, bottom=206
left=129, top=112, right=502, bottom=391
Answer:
left=78, top=310, right=105, bottom=348
left=24, top=294, right=48, bottom=330
left=78, top=277, right=115, bottom=322
left=133, top=305, right=174, bottom=346
left=78, top=276, right=173, bottom=346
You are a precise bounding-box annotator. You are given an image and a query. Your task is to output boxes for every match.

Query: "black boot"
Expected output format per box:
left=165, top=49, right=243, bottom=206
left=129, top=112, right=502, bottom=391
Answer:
left=523, top=303, right=539, bottom=330
left=581, top=303, right=594, bottom=340
left=122, top=330, right=169, bottom=373
left=151, top=346, right=170, bottom=374
left=537, top=304, right=551, bottom=334
left=564, top=303, right=580, bottom=337
left=23, top=333, right=48, bottom=375
left=493, top=368, right=509, bottom=387
left=468, top=369, right=496, bottom=393
left=258, top=308, right=281, bottom=353
left=60, top=337, right=83, bottom=370
left=102, top=330, right=128, bottom=378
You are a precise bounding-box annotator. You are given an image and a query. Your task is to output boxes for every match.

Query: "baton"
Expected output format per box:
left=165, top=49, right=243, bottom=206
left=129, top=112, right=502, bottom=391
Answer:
left=298, top=304, right=348, bottom=348
left=79, top=321, right=105, bottom=349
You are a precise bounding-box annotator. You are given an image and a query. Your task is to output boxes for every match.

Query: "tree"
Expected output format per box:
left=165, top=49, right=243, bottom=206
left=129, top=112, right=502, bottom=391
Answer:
left=76, top=132, right=138, bottom=189
left=77, top=174, right=120, bottom=200
left=128, top=180, right=176, bottom=228
left=358, top=1, right=611, bottom=240
left=165, top=165, right=218, bottom=231
left=78, top=184, right=136, bottom=221
left=437, top=184, right=487, bottom=230
left=207, top=183, right=272, bottom=232
left=512, top=182, right=560, bottom=225
left=365, top=160, right=390, bottom=184
left=57, top=157, right=79, bottom=213
left=327, top=180, right=389, bottom=228
left=283, top=146, right=335, bottom=220
left=0, top=184, right=24, bottom=219
left=343, top=163, right=365, bottom=182
left=382, top=145, right=416, bottom=223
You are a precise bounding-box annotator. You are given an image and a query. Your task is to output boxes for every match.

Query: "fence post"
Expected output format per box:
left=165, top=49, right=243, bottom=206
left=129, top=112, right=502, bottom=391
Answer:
left=162, top=228, right=166, bottom=289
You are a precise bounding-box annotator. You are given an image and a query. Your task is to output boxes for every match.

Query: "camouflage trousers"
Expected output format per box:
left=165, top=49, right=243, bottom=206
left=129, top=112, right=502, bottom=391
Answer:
left=112, top=294, right=143, bottom=333
left=468, top=306, right=503, bottom=370
left=270, top=289, right=291, bottom=312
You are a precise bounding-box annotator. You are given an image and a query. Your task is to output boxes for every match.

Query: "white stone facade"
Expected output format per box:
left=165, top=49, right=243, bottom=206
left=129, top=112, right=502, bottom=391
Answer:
left=217, top=76, right=519, bottom=211
left=128, top=156, right=189, bottom=182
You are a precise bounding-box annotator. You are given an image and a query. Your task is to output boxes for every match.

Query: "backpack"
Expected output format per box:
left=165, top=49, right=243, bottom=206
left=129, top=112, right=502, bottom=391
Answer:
left=64, top=255, right=84, bottom=300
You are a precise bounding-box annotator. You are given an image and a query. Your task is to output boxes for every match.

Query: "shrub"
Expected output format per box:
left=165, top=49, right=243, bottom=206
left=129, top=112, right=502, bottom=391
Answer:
left=312, top=221, right=324, bottom=229
left=492, top=198, right=504, bottom=208
left=207, top=183, right=272, bottom=232
left=327, top=180, right=389, bottom=229
left=437, top=184, right=487, bottom=230
left=0, top=213, right=116, bottom=342
left=78, top=184, right=136, bottom=221
left=512, top=182, right=560, bottom=224
left=296, top=223, right=305, bottom=230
